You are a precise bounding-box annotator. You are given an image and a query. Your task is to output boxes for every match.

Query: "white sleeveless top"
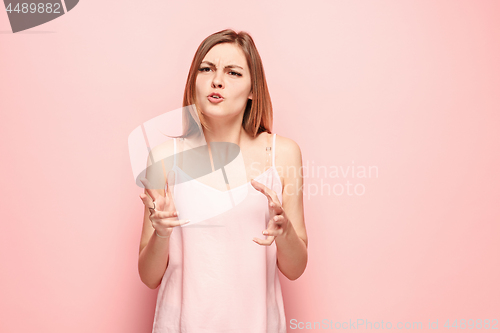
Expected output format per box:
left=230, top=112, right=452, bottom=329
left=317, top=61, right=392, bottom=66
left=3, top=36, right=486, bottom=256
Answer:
left=152, top=133, right=287, bottom=333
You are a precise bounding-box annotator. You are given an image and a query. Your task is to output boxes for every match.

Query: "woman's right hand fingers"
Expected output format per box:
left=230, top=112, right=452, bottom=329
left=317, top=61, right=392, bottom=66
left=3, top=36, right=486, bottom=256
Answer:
left=165, top=170, right=176, bottom=202
left=140, top=177, right=169, bottom=211
left=171, top=220, right=191, bottom=227
left=139, top=193, right=156, bottom=216
left=140, top=178, right=160, bottom=201
left=154, top=210, right=178, bottom=219
left=140, top=172, right=188, bottom=232
left=156, top=170, right=179, bottom=216
left=139, top=188, right=190, bottom=231
left=151, top=210, right=190, bottom=225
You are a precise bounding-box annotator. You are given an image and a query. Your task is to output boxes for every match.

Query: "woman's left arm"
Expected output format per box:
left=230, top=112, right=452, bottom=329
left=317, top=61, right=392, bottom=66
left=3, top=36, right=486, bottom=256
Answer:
left=252, top=137, right=308, bottom=280
left=274, top=138, right=307, bottom=280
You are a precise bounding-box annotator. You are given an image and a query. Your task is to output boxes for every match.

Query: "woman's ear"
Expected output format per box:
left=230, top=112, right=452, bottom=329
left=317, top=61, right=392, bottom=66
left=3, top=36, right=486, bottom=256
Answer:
left=248, top=91, right=253, bottom=100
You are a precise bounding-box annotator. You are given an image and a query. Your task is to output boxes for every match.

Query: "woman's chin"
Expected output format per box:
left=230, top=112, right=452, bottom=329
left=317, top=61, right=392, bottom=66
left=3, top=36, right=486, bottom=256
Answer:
left=201, top=107, right=233, bottom=118
left=199, top=103, right=246, bottom=119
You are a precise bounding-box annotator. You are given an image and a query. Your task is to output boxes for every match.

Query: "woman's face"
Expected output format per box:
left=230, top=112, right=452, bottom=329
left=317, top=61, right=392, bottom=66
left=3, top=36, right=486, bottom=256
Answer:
left=195, top=43, right=253, bottom=120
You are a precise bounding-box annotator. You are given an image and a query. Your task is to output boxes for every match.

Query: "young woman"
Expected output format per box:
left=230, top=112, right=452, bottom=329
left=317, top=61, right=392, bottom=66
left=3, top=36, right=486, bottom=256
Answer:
left=138, top=29, right=307, bottom=333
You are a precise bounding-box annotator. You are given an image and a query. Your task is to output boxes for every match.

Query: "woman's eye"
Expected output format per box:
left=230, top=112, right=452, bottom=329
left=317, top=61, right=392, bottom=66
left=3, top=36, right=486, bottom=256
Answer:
left=198, top=67, right=241, bottom=76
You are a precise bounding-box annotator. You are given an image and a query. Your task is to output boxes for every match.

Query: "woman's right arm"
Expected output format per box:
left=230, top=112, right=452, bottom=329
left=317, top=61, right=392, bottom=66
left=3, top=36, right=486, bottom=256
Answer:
left=138, top=143, right=186, bottom=289
left=138, top=192, right=172, bottom=290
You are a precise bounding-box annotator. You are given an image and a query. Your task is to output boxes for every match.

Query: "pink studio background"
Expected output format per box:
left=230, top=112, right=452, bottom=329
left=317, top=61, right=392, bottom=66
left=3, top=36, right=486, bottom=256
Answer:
left=1, top=0, right=499, bottom=332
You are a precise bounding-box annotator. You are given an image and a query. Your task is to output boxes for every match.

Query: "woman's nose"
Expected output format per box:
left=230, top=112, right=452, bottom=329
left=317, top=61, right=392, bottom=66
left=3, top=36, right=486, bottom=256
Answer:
left=211, top=71, right=224, bottom=88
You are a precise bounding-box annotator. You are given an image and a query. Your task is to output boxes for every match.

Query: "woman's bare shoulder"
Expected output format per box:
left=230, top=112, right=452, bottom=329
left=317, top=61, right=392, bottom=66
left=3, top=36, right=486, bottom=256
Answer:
left=274, top=134, right=302, bottom=162
left=273, top=134, right=303, bottom=189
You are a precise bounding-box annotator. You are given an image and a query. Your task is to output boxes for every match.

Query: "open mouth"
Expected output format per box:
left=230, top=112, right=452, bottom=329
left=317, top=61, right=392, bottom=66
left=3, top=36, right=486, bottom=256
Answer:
left=208, top=93, right=224, bottom=103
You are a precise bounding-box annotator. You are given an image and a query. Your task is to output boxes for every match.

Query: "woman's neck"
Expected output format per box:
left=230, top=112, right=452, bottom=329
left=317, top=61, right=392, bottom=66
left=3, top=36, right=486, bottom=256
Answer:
left=202, top=122, right=253, bottom=148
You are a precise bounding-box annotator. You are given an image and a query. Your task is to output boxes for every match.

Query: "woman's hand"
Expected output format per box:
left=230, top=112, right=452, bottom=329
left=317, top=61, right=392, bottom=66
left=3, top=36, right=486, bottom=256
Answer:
left=251, top=179, right=291, bottom=246
left=139, top=170, right=189, bottom=238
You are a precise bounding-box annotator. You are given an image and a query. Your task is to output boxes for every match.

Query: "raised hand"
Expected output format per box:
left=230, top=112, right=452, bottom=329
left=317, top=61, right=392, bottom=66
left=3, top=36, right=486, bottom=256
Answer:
left=139, top=170, right=190, bottom=238
left=250, top=179, right=291, bottom=246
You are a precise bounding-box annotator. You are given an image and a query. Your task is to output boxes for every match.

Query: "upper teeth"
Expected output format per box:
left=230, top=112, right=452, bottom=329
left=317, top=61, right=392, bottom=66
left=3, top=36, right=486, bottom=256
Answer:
left=212, top=95, right=220, bottom=98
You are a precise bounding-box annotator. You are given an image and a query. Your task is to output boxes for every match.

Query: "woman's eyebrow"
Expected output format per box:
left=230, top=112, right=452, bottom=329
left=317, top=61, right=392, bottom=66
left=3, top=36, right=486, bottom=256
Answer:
left=201, top=61, right=244, bottom=70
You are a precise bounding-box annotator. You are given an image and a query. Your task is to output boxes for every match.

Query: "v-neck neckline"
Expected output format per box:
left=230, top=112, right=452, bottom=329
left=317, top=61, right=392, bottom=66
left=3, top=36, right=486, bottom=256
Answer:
left=172, top=165, right=279, bottom=194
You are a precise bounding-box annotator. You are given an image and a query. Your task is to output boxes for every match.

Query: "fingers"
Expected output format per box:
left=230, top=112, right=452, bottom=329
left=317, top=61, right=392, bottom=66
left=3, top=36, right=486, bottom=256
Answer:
left=139, top=194, right=156, bottom=219
left=268, top=199, right=284, bottom=214
left=153, top=220, right=191, bottom=238
left=154, top=210, right=179, bottom=219
left=149, top=201, right=156, bottom=217
left=251, top=180, right=282, bottom=213
left=262, top=228, right=284, bottom=237
left=149, top=209, right=190, bottom=228
left=139, top=192, right=155, bottom=206
left=156, top=219, right=191, bottom=228
left=252, top=235, right=275, bottom=246
left=264, top=215, right=285, bottom=235
left=252, top=215, right=285, bottom=246
left=139, top=193, right=153, bottom=207
left=140, top=177, right=175, bottom=213
left=268, top=215, right=284, bottom=227
left=251, top=180, right=273, bottom=201
left=140, top=178, right=161, bottom=202
left=174, top=219, right=191, bottom=226
left=147, top=207, right=179, bottom=222
left=166, top=170, right=176, bottom=199
left=140, top=193, right=166, bottom=225
left=140, top=195, right=189, bottom=226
